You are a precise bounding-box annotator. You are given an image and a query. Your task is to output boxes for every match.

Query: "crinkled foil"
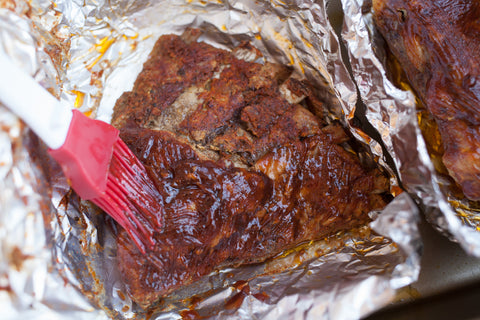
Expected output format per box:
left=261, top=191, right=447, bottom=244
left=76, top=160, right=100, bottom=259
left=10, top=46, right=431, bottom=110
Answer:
left=1, top=0, right=421, bottom=319
left=341, top=0, right=480, bottom=256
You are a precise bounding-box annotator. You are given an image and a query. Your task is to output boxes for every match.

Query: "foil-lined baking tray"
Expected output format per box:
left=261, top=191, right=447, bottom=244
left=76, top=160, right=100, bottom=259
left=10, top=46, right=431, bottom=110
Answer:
left=341, top=0, right=480, bottom=256
left=0, top=0, right=421, bottom=319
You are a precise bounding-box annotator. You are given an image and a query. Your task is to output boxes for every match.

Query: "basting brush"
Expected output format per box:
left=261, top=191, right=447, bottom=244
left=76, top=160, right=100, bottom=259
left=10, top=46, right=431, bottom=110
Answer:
left=0, top=52, right=163, bottom=254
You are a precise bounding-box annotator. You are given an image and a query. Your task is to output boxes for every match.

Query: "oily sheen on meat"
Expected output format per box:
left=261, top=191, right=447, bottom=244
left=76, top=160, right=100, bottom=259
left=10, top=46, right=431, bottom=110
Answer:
left=112, top=29, right=390, bottom=307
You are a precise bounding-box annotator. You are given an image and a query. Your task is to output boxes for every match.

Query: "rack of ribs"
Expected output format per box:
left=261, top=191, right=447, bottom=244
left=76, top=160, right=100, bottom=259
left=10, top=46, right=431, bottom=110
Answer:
left=373, top=0, right=480, bottom=200
left=111, top=29, right=390, bottom=307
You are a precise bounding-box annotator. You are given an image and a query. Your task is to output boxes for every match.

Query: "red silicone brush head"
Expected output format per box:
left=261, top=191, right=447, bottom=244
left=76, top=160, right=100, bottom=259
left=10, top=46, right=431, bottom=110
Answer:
left=49, top=110, right=163, bottom=253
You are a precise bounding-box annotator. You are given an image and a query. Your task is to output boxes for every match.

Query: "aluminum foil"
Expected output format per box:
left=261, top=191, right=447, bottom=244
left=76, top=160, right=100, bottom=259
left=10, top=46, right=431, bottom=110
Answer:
left=1, top=0, right=421, bottom=319
left=341, top=0, right=480, bottom=256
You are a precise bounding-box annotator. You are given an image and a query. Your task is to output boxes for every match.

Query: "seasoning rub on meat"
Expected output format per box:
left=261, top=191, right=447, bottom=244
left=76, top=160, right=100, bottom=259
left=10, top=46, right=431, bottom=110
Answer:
left=112, top=29, right=390, bottom=307
left=373, top=0, right=480, bottom=200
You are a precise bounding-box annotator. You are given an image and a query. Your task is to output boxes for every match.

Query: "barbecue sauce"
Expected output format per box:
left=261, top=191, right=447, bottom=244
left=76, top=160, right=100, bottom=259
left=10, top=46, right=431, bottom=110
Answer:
left=113, top=30, right=390, bottom=307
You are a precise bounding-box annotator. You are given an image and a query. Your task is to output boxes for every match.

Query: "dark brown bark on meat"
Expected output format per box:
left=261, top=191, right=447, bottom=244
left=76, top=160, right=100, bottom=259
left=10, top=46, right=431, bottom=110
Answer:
left=373, top=0, right=480, bottom=200
left=112, top=30, right=390, bottom=307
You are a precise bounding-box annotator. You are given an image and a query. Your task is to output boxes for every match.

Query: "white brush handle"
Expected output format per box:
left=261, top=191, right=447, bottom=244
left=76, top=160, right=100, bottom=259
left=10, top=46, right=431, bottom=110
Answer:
left=0, top=52, right=72, bottom=149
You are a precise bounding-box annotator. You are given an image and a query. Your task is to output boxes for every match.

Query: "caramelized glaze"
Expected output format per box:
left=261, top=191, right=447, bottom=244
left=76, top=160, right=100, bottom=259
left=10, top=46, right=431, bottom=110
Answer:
left=113, top=30, right=390, bottom=307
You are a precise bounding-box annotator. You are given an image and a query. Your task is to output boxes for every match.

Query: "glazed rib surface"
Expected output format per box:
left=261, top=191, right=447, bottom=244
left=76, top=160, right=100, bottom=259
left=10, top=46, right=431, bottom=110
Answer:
left=112, top=30, right=389, bottom=306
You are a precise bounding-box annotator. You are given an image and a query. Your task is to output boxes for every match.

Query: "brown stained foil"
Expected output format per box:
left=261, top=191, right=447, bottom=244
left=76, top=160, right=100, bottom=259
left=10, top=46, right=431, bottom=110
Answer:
left=0, top=0, right=421, bottom=319
left=341, top=0, right=480, bottom=256
left=0, top=107, right=106, bottom=318
left=0, top=3, right=109, bottom=319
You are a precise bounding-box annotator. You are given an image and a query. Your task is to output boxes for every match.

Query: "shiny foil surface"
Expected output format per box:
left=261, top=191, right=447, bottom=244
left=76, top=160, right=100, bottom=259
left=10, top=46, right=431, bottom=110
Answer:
left=341, top=0, right=480, bottom=256
left=0, top=0, right=421, bottom=319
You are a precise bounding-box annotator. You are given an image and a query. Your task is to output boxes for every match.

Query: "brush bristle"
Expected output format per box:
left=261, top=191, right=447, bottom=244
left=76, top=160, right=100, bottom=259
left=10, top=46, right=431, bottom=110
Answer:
left=93, top=138, right=163, bottom=254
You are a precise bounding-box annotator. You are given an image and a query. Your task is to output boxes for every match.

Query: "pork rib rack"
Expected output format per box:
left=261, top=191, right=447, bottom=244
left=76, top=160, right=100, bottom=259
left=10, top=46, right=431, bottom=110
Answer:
left=111, top=29, right=390, bottom=307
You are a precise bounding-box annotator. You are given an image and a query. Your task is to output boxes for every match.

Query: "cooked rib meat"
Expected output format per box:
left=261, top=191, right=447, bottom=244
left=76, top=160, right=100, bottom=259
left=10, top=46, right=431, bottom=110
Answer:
left=372, top=0, right=480, bottom=200
left=112, top=30, right=390, bottom=307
